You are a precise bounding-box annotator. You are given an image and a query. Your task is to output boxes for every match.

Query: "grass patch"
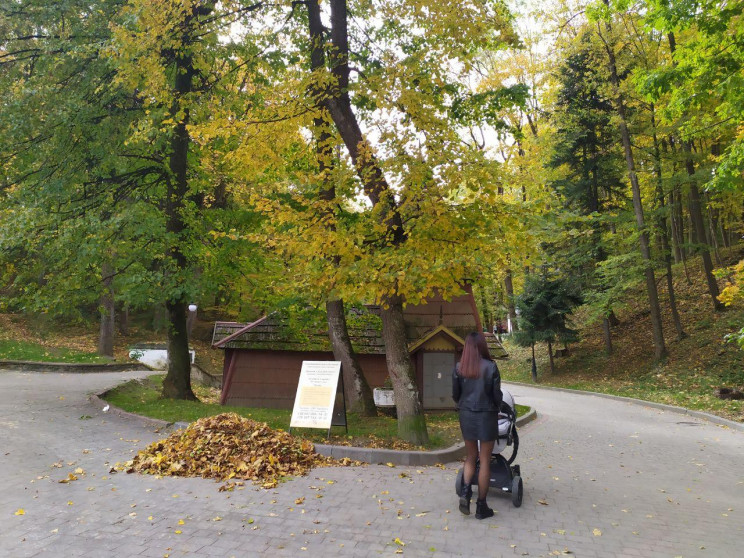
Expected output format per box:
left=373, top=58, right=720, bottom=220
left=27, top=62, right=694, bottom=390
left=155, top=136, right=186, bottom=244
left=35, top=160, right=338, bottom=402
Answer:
left=104, top=375, right=530, bottom=451
left=499, top=336, right=743, bottom=422
left=0, top=339, right=112, bottom=363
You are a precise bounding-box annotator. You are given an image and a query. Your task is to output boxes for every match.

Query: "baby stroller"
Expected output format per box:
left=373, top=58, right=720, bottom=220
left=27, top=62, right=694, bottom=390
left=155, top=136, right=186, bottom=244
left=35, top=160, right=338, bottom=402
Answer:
left=454, top=390, right=523, bottom=507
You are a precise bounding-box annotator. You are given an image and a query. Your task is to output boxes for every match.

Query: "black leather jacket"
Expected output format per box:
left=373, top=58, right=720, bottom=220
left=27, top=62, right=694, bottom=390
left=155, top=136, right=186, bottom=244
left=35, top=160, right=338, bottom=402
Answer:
left=452, top=358, right=503, bottom=412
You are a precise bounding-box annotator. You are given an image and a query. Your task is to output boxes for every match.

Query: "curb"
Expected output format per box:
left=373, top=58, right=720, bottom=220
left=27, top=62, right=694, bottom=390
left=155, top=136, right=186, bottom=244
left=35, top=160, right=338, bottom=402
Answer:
left=0, top=360, right=150, bottom=373
left=91, top=389, right=537, bottom=466
left=314, top=408, right=537, bottom=466
left=504, top=381, right=744, bottom=432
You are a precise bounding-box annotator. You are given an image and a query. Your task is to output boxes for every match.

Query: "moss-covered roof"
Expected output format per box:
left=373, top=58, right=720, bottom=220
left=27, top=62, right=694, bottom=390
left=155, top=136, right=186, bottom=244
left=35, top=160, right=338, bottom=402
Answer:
left=212, top=309, right=386, bottom=354
left=212, top=310, right=508, bottom=359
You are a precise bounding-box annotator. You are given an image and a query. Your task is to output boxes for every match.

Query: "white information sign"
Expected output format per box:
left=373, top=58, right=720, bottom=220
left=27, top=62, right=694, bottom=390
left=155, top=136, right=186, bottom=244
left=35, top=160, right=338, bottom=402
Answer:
left=290, top=361, right=342, bottom=430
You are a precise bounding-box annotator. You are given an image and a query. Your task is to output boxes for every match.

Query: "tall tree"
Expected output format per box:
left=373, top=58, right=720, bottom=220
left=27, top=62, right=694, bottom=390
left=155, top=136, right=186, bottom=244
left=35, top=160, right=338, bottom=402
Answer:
left=667, top=31, right=722, bottom=311
left=304, top=0, right=428, bottom=443
left=109, top=0, right=279, bottom=398
left=0, top=0, right=164, bottom=351
left=594, top=0, right=667, bottom=360
left=307, top=25, right=377, bottom=417
left=514, top=272, right=582, bottom=380
left=296, top=0, right=525, bottom=442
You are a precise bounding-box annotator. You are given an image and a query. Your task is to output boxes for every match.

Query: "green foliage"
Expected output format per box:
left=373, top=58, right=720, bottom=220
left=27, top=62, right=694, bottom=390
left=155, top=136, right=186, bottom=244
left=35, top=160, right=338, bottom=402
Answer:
left=450, top=84, right=530, bottom=128
left=549, top=34, right=625, bottom=215
left=513, top=273, right=583, bottom=348
left=642, top=0, right=744, bottom=195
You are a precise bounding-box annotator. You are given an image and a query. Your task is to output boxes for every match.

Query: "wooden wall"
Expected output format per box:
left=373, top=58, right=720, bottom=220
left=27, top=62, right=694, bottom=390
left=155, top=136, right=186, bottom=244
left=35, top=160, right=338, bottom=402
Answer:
left=223, top=350, right=391, bottom=409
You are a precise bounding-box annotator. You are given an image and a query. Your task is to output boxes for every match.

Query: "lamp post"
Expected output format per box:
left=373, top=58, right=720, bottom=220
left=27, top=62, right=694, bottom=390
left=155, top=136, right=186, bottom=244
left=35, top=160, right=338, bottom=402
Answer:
left=187, top=304, right=197, bottom=338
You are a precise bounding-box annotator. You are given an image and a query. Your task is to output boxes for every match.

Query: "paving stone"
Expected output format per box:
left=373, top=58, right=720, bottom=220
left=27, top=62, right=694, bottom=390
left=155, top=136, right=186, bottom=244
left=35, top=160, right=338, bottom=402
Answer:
left=1, top=371, right=742, bottom=557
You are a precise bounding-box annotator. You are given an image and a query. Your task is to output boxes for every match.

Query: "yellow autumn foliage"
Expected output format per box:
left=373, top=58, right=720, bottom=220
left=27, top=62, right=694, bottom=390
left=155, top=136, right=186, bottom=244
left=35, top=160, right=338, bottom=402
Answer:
left=718, top=260, right=744, bottom=307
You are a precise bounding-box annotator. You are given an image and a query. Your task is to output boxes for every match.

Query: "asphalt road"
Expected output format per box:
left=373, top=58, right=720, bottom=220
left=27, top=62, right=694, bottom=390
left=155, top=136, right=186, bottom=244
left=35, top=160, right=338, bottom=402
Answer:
left=0, top=370, right=742, bottom=558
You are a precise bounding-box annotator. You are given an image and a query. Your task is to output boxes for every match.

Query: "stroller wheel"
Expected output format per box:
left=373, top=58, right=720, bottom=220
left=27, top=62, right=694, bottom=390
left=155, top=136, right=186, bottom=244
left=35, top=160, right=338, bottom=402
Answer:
left=511, top=475, right=523, bottom=507
left=455, top=468, right=464, bottom=496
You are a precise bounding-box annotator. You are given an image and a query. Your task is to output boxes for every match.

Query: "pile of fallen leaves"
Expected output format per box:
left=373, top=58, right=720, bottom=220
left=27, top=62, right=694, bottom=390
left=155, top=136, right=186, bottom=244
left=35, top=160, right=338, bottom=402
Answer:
left=128, top=413, right=349, bottom=488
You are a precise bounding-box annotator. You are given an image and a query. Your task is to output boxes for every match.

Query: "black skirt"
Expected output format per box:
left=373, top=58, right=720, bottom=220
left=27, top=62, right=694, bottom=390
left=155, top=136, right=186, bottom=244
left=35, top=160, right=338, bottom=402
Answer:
left=459, top=409, right=500, bottom=442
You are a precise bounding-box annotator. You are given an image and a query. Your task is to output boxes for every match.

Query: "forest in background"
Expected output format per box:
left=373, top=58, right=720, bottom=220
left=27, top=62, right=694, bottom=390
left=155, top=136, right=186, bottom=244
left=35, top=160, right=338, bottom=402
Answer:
left=1, top=0, right=743, bottom=442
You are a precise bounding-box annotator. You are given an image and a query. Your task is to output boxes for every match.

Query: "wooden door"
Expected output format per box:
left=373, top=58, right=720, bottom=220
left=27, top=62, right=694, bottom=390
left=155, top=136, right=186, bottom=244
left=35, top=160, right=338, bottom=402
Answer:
left=422, top=352, right=455, bottom=409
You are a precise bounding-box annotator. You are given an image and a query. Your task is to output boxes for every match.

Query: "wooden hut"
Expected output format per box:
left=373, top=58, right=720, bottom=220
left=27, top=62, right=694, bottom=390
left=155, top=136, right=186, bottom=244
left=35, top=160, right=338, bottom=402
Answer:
left=212, top=287, right=507, bottom=410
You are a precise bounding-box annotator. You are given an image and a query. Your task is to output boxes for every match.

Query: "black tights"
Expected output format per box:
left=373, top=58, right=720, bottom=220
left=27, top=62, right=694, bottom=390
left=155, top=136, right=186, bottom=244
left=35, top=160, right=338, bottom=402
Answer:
left=463, top=439, right=495, bottom=501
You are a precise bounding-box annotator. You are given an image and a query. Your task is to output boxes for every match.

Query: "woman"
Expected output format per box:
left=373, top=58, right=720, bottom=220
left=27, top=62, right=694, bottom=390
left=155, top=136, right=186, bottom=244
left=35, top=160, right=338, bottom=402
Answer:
left=452, top=331, right=503, bottom=519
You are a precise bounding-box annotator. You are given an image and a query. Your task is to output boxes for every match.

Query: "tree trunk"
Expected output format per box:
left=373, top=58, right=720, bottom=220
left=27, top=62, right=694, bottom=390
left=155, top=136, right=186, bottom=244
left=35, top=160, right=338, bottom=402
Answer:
left=684, top=144, right=723, bottom=310
left=161, top=10, right=200, bottom=400
left=98, top=262, right=115, bottom=358
left=479, top=287, right=493, bottom=333
left=602, top=317, right=612, bottom=355
left=651, top=106, right=686, bottom=341
left=547, top=341, right=555, bottom=374
left=326, top=299, right=376, bottom=416
left=380, top=295, right=428, bottom=445
left=670, top=184, right=684, bottom=263
left=705, top=193, right=722, bottom=266
left=162, top=299, right=196, bottom=400
left=504, top=269, right=517, bottom=332
left=307, top=0, right=427, bottom=443
left=531, top=343, right=537, bottom=382
left=118, top=304, right=129, bottom=336
left=720, top=221, right=730, bottom=249
left=668, top=32, right=723, bottom=311
left=307, top=0, right=376, bottom=418
left=600, top=12, right=667, bottom=360
left=609, top=309, right=620, bottom=327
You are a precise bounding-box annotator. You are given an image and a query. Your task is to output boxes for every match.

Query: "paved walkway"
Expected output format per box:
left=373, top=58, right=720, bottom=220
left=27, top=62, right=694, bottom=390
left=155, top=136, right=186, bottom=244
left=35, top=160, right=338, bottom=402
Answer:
left=0, top=370, right=742, bottom=558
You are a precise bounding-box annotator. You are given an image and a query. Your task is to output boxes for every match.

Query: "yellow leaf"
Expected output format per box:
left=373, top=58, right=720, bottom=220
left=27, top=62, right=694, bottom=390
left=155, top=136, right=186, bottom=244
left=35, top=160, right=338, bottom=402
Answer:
left=14, top=509, right=25, bottom=516
left=593, top=529, right=602, bottom=536
left=178, top=519, right=184, bottom=525
left=393, top=537, right=405, bottom=546
left=174, top=530, right=182, bottom=534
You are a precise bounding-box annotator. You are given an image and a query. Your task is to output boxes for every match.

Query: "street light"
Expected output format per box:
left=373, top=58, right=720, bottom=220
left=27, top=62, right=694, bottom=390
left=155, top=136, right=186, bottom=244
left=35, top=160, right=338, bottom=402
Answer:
left=187, top=304, right=197, bottom=338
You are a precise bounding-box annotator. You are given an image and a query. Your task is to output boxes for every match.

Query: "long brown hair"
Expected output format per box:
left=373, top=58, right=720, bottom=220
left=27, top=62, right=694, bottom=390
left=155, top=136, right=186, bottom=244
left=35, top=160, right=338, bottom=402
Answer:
left=458, top=332, right=492, bottom=379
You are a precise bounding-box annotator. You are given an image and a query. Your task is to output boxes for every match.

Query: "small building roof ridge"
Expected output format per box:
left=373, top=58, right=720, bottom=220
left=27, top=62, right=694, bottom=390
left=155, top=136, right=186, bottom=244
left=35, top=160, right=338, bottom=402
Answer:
left=212, top=315, right=269, bottom=348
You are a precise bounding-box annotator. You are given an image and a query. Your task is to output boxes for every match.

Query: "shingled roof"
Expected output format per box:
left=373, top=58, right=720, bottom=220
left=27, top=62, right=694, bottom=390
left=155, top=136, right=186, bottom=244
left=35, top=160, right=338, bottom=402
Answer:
left=212, top=312, right=507, bottom=358
left=212, top=309, right=387, bottom=354
left=212, top=288, right=508, bottom=358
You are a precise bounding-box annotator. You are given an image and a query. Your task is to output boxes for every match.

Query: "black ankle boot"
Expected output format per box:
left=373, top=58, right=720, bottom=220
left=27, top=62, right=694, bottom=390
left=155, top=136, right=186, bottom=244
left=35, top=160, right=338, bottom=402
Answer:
left=475, top=499, right=494, bottom=520
left=458, top=483, right=473, bottom=515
